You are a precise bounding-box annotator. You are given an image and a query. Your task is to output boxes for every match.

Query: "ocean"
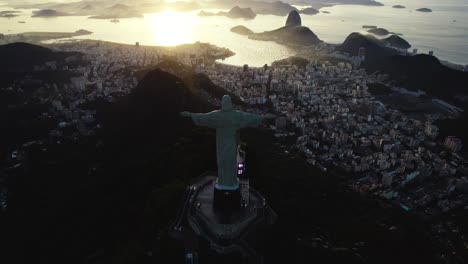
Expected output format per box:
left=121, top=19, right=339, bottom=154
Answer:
left=0, top=0, right=467, bottom=66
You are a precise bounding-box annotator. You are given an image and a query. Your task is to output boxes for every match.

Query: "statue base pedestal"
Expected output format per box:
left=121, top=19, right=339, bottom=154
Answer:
left=171, top=173, right=277, bottom=258
left=213, top=187, right=241, bottom=211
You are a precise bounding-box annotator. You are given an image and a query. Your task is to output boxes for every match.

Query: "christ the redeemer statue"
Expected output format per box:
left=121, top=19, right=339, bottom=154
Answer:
left=181, top=95, right=273, bottom=195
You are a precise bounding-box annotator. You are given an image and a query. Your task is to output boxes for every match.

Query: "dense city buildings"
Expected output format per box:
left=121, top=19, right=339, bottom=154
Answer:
left=195, top=51, right=468, bottom=222
left=1, top=39, right=467, bottom=258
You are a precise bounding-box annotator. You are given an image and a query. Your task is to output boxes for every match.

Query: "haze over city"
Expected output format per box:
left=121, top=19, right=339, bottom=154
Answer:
left=1, top=0, right=468, bottom=264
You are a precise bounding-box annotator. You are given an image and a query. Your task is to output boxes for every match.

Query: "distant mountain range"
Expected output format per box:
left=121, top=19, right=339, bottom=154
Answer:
left=256, top=0, right=384, bottom=7
left=7, top=0, right=385, bottom=18
left=199, top=6, right=256, bottom=19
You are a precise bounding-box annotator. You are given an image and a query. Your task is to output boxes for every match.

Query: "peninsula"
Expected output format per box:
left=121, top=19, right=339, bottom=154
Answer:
left=0, top=29, right=93, bottom=44
left=245, top=11, right=322, bottom=46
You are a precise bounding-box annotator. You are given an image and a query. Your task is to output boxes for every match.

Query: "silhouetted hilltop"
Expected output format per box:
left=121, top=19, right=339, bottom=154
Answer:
left=337, top=32, right=396, bottom=60
left=285, top=10, right=301, bottom=26
left=382, top=35, right=411, bottom=49
left=99, top=69, right=215, bottom=151
left=147, top=58, right=244, bottom=105
left=191, top=73, right=245, bottom=105
left=364, top=54, right=468, bottom=100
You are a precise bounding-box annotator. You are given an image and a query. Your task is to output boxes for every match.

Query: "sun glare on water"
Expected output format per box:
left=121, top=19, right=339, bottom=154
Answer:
left=146, top=10, right=196, bottom=46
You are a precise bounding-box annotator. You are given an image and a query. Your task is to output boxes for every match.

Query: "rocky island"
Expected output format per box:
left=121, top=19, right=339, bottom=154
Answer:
left=299, top=7, right=320, bottom=15
left=0, top=11, right=21, bottom=18
left=416, top=8, right=433, bottom=12
left=392, top=5, right=406, bottom=9
left=31, top=9, right=70, bottom=17
left=367, top=27, right=390, bottom=36
left=199, top=6, right=256, bottom=20
left=230, top=25, right=254, bottom=35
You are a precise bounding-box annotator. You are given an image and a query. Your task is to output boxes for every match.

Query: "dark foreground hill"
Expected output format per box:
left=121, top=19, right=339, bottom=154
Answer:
left=365, top=54, right=468, bottom=100
left=0, top=42, right=79, bottom=72
left=337, top=33, right=468, bottom=102
left=98, top=68, right=216, bottom=154
left=1, top=67, right=448, bottom=264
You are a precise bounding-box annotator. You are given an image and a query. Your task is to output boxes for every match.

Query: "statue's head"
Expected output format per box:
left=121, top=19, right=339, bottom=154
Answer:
left=221, top=95, right=233, bottom=112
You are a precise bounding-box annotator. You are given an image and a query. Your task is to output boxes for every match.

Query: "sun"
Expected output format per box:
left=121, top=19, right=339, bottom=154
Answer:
left=146, top=10, right=196, bottom=46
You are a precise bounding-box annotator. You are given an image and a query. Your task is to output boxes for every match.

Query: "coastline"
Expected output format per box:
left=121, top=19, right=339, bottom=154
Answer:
left=1, top=2, right=468, bottom=68
left=1, top=30, right=467, bottom=71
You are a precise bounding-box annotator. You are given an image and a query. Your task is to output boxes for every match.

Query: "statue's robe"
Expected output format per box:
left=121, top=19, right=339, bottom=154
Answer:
left=191, top=110, right=264, bottom=189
